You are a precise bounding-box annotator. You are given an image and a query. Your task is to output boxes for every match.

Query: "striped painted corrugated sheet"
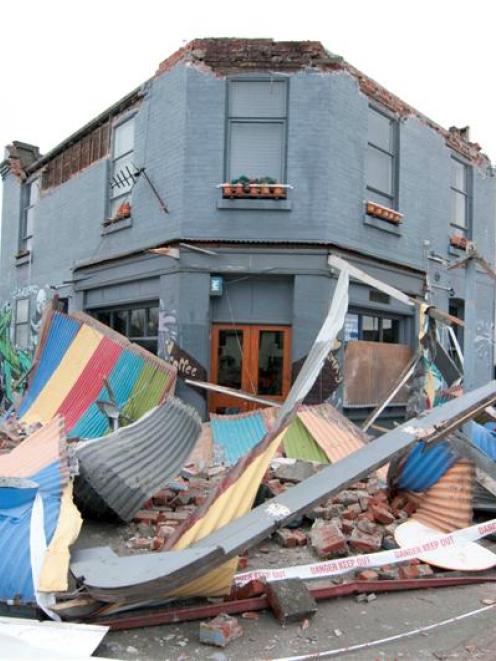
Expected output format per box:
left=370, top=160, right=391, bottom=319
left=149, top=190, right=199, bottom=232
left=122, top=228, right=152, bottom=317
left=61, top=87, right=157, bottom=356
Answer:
left=0, top=418, right=67, bottom=603
left=210, top=411, right=268, bottom=465
left=19, top=312, right=176, bottom=437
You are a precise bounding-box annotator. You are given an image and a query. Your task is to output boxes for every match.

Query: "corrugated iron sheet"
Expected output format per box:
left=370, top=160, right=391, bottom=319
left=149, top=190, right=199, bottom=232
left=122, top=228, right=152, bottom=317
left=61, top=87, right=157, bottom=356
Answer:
left=0, top=418, right=68, bottom=603
left=186, top=422, right=213, bottom=469
left=297, top=403, right=368, bottom=463
left=56, top=336, right=122, bottom=431
left=396, top=441, right=458, bottom=492
left=407, top=460, right=474, bottom=532
left=68, top=351, right=145, bottom=439
left=210, top=411, right=268, bottom=465
left=282, top=417, right=329, bottom=463
left=468, top=421, right=496, bottom=460
left=74, top=397, right=201, bottom=522
left=18, top=311, right=176, bottom=437
left=18, top=314, right=81, bottom=417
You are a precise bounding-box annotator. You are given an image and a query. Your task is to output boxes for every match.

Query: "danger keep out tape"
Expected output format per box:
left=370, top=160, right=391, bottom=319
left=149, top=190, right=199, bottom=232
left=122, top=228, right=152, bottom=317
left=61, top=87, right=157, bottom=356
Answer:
left=234, top=518, right=496, bottom=586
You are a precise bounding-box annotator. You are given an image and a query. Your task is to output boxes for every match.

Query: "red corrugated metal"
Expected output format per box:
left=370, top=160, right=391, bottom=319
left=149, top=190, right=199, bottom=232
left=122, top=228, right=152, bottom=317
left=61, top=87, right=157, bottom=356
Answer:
left=56, top=337, right=122, bottom=431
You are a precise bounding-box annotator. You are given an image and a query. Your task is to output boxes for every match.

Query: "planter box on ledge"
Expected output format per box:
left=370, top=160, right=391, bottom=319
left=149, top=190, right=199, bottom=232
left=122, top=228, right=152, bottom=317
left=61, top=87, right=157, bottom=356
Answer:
left=366, top=201, right=403, bottom=225
left=449, top=234, right=468, bottom=250
left=221, top=183, right=287, bottom=200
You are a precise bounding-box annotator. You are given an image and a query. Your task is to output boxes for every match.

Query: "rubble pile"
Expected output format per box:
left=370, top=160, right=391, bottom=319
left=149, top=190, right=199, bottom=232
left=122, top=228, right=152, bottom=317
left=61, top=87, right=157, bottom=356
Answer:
left=127, top=465, right=228, bottom=552
left=0, top=416, right=39, bottom=453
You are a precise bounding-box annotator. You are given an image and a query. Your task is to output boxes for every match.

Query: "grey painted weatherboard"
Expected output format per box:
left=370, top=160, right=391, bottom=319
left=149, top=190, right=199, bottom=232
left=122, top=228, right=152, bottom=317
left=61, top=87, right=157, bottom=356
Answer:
left=71, top=380, right=496, bottom=603
left=74, top=397, right=201, bottom=522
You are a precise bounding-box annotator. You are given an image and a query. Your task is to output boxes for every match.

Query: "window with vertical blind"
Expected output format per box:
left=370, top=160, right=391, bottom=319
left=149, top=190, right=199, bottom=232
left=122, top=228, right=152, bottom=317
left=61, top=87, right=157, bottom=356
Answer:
left=227, top=79, right=287, bottom=182
left=90, top=303, right=159, bottom=354
left=19, top=179, right=39, bottom=253
left=366, top=106, right=397, bottom=209
left=109, top=116, right=135, bottom=218
left=451, top=157, right=471, bottom=237
left=15, top=298, right=30, bottom=348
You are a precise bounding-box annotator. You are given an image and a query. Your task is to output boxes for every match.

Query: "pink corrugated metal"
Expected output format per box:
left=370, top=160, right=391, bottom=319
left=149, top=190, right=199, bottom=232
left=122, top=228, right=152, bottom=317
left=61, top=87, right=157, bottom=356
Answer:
left=186, top=422, right=213, bottom=469
left=407, top=460, right=474, bottom=532
left=0, top=417, right=66, bottom=479
left=297, top=403, right=368, bottom=464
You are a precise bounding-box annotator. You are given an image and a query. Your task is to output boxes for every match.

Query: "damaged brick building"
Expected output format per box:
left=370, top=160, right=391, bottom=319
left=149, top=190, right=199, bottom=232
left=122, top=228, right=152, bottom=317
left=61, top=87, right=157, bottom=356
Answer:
left=1, top=38, right=494, bottom=420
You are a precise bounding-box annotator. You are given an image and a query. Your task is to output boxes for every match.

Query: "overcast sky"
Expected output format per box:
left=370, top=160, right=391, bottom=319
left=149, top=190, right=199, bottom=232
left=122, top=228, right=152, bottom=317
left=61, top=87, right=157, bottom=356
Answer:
left=1, top=0, right=495, bottom=191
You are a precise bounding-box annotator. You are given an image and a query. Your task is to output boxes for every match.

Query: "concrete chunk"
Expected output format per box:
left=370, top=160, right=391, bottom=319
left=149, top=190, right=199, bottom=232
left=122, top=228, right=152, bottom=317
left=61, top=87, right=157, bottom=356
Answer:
left=266, top=579, right=317, bottom=624
left=199, top=613, right=243, bottom=648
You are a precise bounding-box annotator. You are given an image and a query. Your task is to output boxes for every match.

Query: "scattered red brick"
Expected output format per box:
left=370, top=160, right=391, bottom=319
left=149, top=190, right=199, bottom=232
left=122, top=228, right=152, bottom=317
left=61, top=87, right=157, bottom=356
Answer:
left=233, top=579, right=266, bottom=600
left=133, top=510, right=160, bottom=524
left=349, top=528, right=383, bottom=553
left=200, top=613, right=243, bottom=648
left=356, top=569, right=379, bottom=581
left=311, top=521, right=348, bottom=558
left=275, top=528, right=307, bottom=548
left=398, top=563, right=434, bottom=580
left=370, top=504, right=395, bottom=526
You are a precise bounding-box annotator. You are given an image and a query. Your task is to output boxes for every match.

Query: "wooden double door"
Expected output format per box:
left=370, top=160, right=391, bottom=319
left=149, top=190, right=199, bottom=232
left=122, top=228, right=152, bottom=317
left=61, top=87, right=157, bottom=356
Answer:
left=210, top=324, right=292, bottom=414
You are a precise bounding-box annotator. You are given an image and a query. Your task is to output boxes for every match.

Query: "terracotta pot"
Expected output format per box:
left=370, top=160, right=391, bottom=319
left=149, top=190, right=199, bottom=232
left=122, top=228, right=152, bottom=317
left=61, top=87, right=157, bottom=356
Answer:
left=223, top=184, right=234, bottom=197
left=234, top=183, right=244, bottom=196
left=273, top=184, right=284, bottom=198
left=260, top=184, right=270, bottom=196
left=250, top=184, right=260, bottom=197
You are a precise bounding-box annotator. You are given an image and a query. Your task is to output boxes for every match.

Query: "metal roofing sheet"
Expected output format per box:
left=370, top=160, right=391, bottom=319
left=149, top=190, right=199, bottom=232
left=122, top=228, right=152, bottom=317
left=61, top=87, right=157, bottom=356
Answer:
left=0, top=418, right=68, bottom=604
left=18, top=314, right=81, bottom=417
left=21, top=325, right=103, bottom=426
left=297, top=403, right=367, bottom=463
left=468, top=421, right=496, bottom=460
left=68, top=350, right=145, bottom=439
left=396, top=441, right=459, bottom=492
left=74, top=397, right=201, bottom=522
left=210, top=411, right=268, bottom=465
left=121, top=362, right=173, bottom=423
left=407, top=460, right=474, bottom=533
left=56, top=336, right=122, bottom=431
left=282, top=417, right=329, bottom=463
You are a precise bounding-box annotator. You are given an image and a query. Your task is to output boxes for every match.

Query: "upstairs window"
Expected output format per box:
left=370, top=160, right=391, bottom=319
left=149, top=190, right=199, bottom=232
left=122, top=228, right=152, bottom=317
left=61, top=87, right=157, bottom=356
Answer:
left=366, top=107, right=397, bottom=209
left=109, top=117, right=135, bottom=219
left=19, top=178, right=39, bottom=253
left=227, top=79, right=287, bottom=183
left=14, top=298, right=30, bottom=347
left=451, top=157, right=470, bottom=236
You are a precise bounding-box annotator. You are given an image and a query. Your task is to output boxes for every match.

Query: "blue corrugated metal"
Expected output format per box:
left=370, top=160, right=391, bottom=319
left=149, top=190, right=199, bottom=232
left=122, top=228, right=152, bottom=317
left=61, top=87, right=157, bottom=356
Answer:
left=397, top=441, right=458, bottom=492
left=69, top=350, right=145, bottom=439
left=210, top=412, right=268, bottom=465
left=469, top=421, right=496, bottom=460
left=0, top=462, right=62, bottom=603
left=18, top=314, right=81, bottom=417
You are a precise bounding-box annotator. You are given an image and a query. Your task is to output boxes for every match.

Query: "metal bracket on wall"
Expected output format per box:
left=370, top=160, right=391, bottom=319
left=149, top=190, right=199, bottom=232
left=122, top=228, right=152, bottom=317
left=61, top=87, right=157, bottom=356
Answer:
left=134, top=167, right=169, bottom=214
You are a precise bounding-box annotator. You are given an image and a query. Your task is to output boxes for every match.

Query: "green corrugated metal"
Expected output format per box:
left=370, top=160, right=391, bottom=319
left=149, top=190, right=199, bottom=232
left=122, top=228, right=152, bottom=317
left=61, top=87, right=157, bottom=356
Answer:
left=282, top=418, right=329, bottom=463
left=122, top=363, right=170, bottom=422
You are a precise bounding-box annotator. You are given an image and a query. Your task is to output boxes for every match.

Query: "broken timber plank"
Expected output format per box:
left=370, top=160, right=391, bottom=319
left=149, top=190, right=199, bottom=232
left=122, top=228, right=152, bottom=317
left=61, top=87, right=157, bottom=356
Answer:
left=362, top=351, right=421, bottom=432
left=184, top=380, right=280, bottom=408
left=72, top=380, right=496, bottom=604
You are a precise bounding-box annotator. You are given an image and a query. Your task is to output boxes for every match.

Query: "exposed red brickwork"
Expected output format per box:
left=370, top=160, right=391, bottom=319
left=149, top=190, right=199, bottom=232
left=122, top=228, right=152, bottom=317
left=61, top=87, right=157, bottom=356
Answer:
left=156, top=38, right=489, bottom=167
left=156, top=38, right=341, bottom=76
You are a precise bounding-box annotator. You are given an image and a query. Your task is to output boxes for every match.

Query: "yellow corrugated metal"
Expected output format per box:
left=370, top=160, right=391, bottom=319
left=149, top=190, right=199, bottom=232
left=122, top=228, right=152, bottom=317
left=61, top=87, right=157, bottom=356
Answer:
left=22, top=326, right=103, bottom=426
left=0, top=417, right=64, bottom=478
left=407, top=460, right=474, bottom=532
left=297, top=404, right=367, bottom=463
left=168, top=431, right=286, bottom=597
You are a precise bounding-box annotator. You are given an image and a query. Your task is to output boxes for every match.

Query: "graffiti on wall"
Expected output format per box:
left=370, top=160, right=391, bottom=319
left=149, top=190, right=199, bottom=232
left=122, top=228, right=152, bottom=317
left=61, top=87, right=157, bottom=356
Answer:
left=0, top=305, right=32, bottom=409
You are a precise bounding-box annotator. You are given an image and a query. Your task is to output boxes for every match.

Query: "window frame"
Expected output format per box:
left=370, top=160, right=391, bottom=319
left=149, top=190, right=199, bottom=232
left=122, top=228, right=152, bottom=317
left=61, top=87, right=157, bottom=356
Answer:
left=366, top=105, right=399, bottom=210
left=89, top=301, right=159, bottom=354
left=19, top=178, right=39, bottom=253
left=225, top=76, right=289, bottom=184
left=108, top=113, right=136, bottom=219
left=450, top=155, right=472, bottom=237
left=14, top=297, right=30, bottom=348
left=344, top=308, right=404, bottom=345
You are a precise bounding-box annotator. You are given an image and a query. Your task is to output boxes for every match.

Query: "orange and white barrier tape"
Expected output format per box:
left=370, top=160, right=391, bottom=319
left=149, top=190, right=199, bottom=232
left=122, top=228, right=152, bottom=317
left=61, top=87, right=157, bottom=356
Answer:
left=234, top=518, right=496, bottom=586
